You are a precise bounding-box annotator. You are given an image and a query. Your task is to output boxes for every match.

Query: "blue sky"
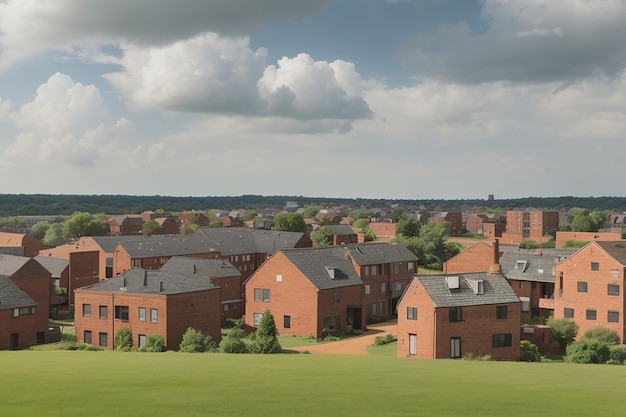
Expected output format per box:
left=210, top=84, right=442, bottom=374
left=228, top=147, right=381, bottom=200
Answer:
left=0, top=0, right=625, bottom=200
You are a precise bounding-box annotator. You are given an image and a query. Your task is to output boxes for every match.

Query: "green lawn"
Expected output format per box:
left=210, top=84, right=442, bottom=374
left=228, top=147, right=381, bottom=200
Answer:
left=1, top=350, right=624, bottom=417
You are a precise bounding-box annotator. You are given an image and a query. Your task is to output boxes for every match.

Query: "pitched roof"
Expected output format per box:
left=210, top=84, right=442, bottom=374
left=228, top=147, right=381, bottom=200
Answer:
left=415, top=272, right=519, bottom=308
left=89, top=235, right=160, bottom=253
left=595, top=241, right=626, bottom=265
left=117, top=235, right=218, bottom=258
left=345, top=243, right=418, bottom=265
left=34, top=256, right=69, bottom=278
left=280, top=246, right=363, bottom=290
left=325, top=225, right=356, bottom=235
left=0, top=254, right=30, bottom=276
left=77, top=268, right=216, bottom=296
left=499, top=246, right=575, bottom=283
left=0, top=275, right=36, bottom=308
left=160, top=256, right=241, bottom=279
left=196, top=227, right=307, bottom=255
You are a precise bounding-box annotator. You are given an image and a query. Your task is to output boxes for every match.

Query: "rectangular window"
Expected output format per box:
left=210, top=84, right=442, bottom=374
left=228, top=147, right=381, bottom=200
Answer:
left=564, top=308, right=574, bottom=318
left=12, top=308, right=19, bottom=317
left=284, top=315, right=291, bottom=329
left=364, top=284, right=370, bottom=295
left=407, top=307, right=418, bottom=320
left=333, top=290, right=340, bottom=303
left=99, top=306, right=108, bottom=319
left=114, top=306, right=129, bottom=320
left=324, top=316, right=340, bottom=330
left=253, top=313, right=263, bottom=326
left=519, top=281, right=525, bottom=289
left=379, top=282, right=386, bottom=294
left=254, top=288, right=261, bottom=301
left=450, top=337, right=461, bottom=358
left=364, top=266, right=370, bottom=276
left=492, top=334, right=512, bottom=348
left=99, top=332, right=108, bottom=347
left=577, top=281, right=588, bottom=293
left=409, top=334, right=417, bottom=356
left=82, top=304, right=91, bottom=317
left=496, top=305, right=508, bottom=319
left=276, top=274, right=282, bottom=282
left=392, top=282, right=402, bottom=298
left=408, top=262, right=415, bottom=272
left=138, top=307, right=146, bottom=322
left=586, top=309, right=597, bottom=320
left=138, top=334, right=146, bottom=348
left=591, top=262, right=599, bottom=271
left=150, top=308, right=158, bottom=323
left=608, top=311, right=620, bottom=323
left=84, top=330, right=92, bottom=344
left=608, top=284, right=620, bottom=296
left=449, top=307, right=463, bottom=322
left=263, top=289, right=270, bottom=302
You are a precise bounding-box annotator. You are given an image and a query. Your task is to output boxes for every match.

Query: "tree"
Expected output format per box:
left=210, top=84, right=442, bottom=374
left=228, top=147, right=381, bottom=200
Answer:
left=571, top=209, right=595, bottom=232
left=349, top=209, right=367, bottom=220
left=141, top=334, right=166, bottom=352
left=114, top=328, right=133, bottom=351
left=31, top=221, right=51, bottom=240
left=312, top=226, right=334, bottom=247
left=220, top=329, right=249, bottom=353
left=63, top=211, right=106, bottom=240
left=273, top=213, right=306, bottom=233
left=178, top=327, right=215, bottom=353
left=43, top=223, right=68, bottom=246
left=303, top=205, right=323, bottom=219
left=519, top=239, right=540, bottom=249
left=520, top=340, right=541, bottom=362
left=249, top=309, right=281, bottom=354
left=565, top=339, right=610, bottom=364
left=361, top=226, right=376, bottom=242
left=548, top=317, right=579, bottom=352
left=396, top=215, right=419, bottom=238
left=353, top=218, right=369, bottom=229
left=209, top=220, right=224, bottom=228
left=142, top=219, right=164, bottom=236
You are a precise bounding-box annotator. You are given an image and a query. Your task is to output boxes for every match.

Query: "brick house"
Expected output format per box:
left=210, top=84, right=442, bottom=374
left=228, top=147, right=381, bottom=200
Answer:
left=501, top=210, right=559, bottom=245
left=107, top=215, right=144, bottom=236
left=0, top=232, right=42, bottom=257
left=325, top=224, right=358, bottom=246
left=160, top=256, right=242, bottom=319
left=0, top=254, right=51, bottom=348
left=244, top=246, right=365, bottom=337
left=397, top=272, right=521, bottom=360
left=178, top=211, right=210, bottom=227
left=428, top=212, right=463, bottom=236
left=34, top=255, right=69, bottom=317
left=74, top=268, right=221, bottom=350
left=368, top=221, right=397, bottom=242
left=466, top=214, right=506, bottom=238
left=551, top=241, right=626, bottom=343
left=153, top=217, right=180, bottom=235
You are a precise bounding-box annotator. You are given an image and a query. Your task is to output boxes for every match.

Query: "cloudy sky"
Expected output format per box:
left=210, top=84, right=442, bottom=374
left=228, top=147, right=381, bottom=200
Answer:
left=0, top=0, right=624, bottom=200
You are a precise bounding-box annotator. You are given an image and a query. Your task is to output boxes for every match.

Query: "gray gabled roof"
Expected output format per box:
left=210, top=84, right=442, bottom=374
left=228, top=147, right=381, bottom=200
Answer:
left=416, top=272, right=519, bottom=308
left=594, top=241, right=626, bottom=265
left=90, top=235, right=162, bottom=253
left=35, top=256, right=69, bottom=278
left=0, top=275, right=36, bottom=309
left=118, top=235, right=218, bottom=258
left=160, top=256, right=241, bottom=279
left=345, top=243, right=418, bottom=265
left=499, top=246, right=575, bottom=283
left=77, top=268, right=216, bottom=296
left=325, top=225, right=356, bottom=235
left=196, top=227, right=307, bottom=256
left=0, top=254, right=30, bottom=276
left=280, top=246, right=363, bottom=290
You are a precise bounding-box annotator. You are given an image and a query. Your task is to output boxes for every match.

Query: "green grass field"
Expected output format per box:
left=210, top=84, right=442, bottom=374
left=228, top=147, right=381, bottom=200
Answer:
left=1, top=350, right=623, bottom=417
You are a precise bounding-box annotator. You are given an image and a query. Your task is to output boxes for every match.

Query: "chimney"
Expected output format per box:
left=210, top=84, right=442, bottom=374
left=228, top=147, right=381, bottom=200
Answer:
left=143, top=270, right=148, bottom=287
left=488, top=239, right=501, bottom=277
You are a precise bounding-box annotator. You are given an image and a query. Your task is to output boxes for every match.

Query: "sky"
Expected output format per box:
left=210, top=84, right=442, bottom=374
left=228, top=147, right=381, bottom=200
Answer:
left=0, top=0, right=625, bottom=200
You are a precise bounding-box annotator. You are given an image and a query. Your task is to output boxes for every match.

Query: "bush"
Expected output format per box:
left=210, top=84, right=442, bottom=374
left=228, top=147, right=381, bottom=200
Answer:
left=141, top=334, right=165, bottom=352
left=581, top=327, right=620, bottom=345
left=565, top=340, right=610, bottom=364
left=114, top=328, right=133, bottom=351
left=373, top=334, right=397, bottom=346
left=55, top=287, right=68, bottom=296
left=220, top=329, right=248, bottom=354
left=521, top=316, right=545, bottom=325
left=519, top=239, right=540, bottom=249
left=344, top=325, right=354, bottom=336
left=249, top=310, right=282, bottom=354
left=609, top=345, right=626, bottom=364
left=548, top=317, right=578, bottom=352
left=463, top=353, right=492, bottom=361
left=179, top=327, right=216, bottom=353
left=520, top=340, right=541, bottom=362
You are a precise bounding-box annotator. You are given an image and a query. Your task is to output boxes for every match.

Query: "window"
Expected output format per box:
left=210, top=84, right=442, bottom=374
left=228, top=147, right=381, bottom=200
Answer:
left=364, top=284, right=370, bottom=295
left=608, top=284, right=620, bottom=296
left=449, top=307, right=463, bottom=322
left=564, top=308, right=574, bottom=318
left=577, top=281, right=588, bottom=293
left=450, top=337, right=461, bottom=358
left=379, top=282, right=386, bottom=294
left=324, top=316, right=340, bottom=330
left=408, top=262, right=415, bottom=272
left=333, top=290, right=340, bottom=303
left=586, top=309, right=597, bottom=320
left=263, top=289, right=270, bottom=302
left=608, top=311, right=620, bottom=323
left=138, top=334, right=146, bottom=348
left=254, top=288, right=270, bottom=302
left=284, top=315, right=291, bottom=329
left=223, top=304, right=229, bottom=311
left=407, top=307, right=418, bottom=320
left=115, top=305, right=129, bottom=320
left=254, top=288, right=261, bottom=301
left=99, top=332, right=108, bottom=347
left=496, top=306, right=508, bottom=319
left=519, top=281, right=525, bottom=289
left=138, top=307, right=146, bottom=322
left=591, top=262, right=599, bottom=271
left=392, top=282, right=402, bottom=298
left=150, top=308, right=158, bottom=323
left=99, top=306, right=108, bottom=319
left=409, top=334, right=417, bottom=355
left=492, top=334, right=512, bottom=348
left=84, top=331, right=92, bottom=344
left=253, top=313, right=263, bottom=326
left=520, top=297, right=530, bottom=312
left=132, top=259, right=142, bottom=268
left=364, top=266, right=370, bottom=276
left=276, top=274, right=282, bottom=282
left=82, top=304, right=91, bottom=317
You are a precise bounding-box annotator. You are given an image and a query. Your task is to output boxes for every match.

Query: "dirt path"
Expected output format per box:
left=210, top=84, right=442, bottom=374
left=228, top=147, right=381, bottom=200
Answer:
left=290, top=321, right=398, bottom=355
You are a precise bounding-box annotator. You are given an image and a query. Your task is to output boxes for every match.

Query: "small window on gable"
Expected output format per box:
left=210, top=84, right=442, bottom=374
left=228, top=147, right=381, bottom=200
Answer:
left=591, top=262, right=599, bottom=271
left=276, top=274, right=282, bottom=282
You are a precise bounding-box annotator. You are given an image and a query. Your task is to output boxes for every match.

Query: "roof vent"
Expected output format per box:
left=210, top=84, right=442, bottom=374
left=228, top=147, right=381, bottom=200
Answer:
left=445, top=275, right=460, bottom=290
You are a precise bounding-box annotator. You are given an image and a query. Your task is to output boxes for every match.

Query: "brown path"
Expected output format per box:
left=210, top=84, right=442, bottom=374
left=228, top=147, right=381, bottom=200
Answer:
left=290, top=321, right=397, bottom=355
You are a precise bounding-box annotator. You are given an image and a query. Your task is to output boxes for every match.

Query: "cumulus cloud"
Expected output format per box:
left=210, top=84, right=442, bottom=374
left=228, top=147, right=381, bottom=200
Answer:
left=399, top=0, right=626, bottom=84
left=0, top=0, right=328, bottom=70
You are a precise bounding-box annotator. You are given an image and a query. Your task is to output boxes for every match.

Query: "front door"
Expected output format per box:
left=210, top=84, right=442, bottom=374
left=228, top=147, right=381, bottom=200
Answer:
left=346, top=308, right=362, bottom=330
left=9, top=333, right=19, bottom=350
left=409, top=334, right=417, bottom=356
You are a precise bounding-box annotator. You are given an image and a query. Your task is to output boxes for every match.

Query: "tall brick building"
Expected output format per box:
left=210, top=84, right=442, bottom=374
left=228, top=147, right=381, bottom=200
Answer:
left=502, top=210, right=559, bottom=244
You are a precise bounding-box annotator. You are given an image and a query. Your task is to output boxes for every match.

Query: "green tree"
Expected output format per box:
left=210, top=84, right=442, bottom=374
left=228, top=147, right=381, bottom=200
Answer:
left=209, top=220, right=224, bottom=228
left=548, top=318, right=579, bottom=352
left=114, top=328, right=133, bottom=351
left=571, top=209, right=595, bottom=232
left=273, top=213, right=306, bottom=233
left=520, top=340, right=541, bottom=362
left=361, top=226, right=376, bottom=242
left=565, top=339, right=610, bottom=364
left=30, top=221, right=51, bottom=240
left=249, top=309, right=281, bottom=354
left=219, top=329, right=248, bottom=353
left=63, top=212, right=106, bottom=240
left=353, top=218, right=369, bottom=229
left=312, top=226, right=334, bottom=247
left=581, top=327, right=620, bottom=345
left=178, top=327, right=215, bottom=353
left=303, top=205, right=323, bottom=219
left=396, top=215, right=419, bottom=238
left=349, top=209, right=367, bottom=220
left=142, top=219, right=164, bottom=236
left=519, top=239, right=540, bottom=249
left=43, top=223, right=68, bottom=246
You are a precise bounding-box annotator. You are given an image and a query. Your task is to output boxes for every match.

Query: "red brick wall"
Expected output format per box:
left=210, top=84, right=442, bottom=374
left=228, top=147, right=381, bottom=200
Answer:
left=555, top=231, right=622, bottom=249
left=0, top=308, right=45, bottom=349
left=444, top=243, right=492, bottom=274
left=10, top=259, right=50, bottom=342
left=167, top=289, right=222, bottom=347
left=69, top=251, right=100, bottom=306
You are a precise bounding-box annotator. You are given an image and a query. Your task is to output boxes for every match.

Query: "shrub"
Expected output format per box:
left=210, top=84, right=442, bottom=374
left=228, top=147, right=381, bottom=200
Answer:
left=179, top=327, right=216, bottom=353
left=344, top=325, right=354, bottom=336
left=220, top=329, right=248, bottom=354
left=609, top=345, right=626, bottom=364
left=114, top=328, right=133, bottom=351
left=548, top=317, right=578, bottom=352
left=519, top=239, right=540, bottom=249
left=321, top=334, right=340, bottom=342
left=520, top=340, right=541, bottom=362
left=565, top=340, right=610, bottom=364
left=463, top=353, right=492, bottom=361
left=373, top=334, right=397, bottom=346
left=249, top=310, right=282, bottom=354
left=581, top=327, right=620, bottom=345
left=142, top=334, right=165, bottom=352
left=521, top=316, right=545, bottom=325
left=55, top=287, right=68, bottom=296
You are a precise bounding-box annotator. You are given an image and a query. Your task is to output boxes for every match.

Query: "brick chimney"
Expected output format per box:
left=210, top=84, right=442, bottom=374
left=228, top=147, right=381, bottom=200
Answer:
left=488, top=238, right=501, bottom=277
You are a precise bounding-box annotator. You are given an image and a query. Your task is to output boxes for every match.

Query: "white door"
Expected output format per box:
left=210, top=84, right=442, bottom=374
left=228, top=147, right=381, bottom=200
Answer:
left=409, top=334, right=417, bottom=355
